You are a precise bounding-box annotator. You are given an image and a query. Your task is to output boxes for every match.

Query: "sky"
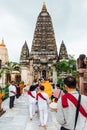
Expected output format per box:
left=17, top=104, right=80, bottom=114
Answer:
left=0, top=0, right=87, bottom=62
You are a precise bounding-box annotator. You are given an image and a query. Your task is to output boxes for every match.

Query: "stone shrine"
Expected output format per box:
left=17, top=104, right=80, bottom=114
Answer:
left=59, top=40, right=68, bottom=60
left=20, top=3, right=68, bottom=85
left=0, top=39, right=9, bottom=64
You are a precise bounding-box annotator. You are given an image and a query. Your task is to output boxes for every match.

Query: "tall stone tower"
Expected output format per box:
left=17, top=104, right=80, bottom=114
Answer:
left=59, top=40, right=68, bottom=60
left=20, top=41, right=29, bottom=65
left=20, top=3, right=59, bottom=85
left=20, top=41, right=30, bottom=84
left=30, top=2, right=58, bottom=82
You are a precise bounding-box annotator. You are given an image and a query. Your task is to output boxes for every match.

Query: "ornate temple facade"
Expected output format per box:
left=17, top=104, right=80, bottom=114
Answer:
left=20, top=3, right=68, bottom=85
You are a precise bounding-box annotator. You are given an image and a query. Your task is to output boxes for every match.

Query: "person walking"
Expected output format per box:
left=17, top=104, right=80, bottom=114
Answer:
left=9, top=81, right=16, bottom=109
left=27, top=85, right=36, bottom=120
left=15, top=82, right=20, bottom=99
left=36, top=85, right=50, bottom=130
left=51, top=83, right=64, bottom=102
left=41, top=79, right=52, bottom=98
left=56, top=75, right=87, bottom=130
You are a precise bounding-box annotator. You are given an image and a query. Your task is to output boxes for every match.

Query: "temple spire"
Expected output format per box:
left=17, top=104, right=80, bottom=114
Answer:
left=0, top=38, right=6, bottom=47
left=20, top=40, right=29, bottom=65
left=59, top=40, right=68, bottom=60
left=31, top=2, right=58, bottom=53
left=42, top=2, right=47, bottom=12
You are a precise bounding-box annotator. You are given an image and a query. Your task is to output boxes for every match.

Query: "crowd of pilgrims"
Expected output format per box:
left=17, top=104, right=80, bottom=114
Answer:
left=2, top=75, right=87, bottom=130
left=8, top=78, right=64, bottom=130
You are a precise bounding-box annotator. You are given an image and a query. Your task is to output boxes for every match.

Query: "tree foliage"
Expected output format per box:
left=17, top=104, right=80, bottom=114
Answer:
left=54, top=55, right=77, bottom=76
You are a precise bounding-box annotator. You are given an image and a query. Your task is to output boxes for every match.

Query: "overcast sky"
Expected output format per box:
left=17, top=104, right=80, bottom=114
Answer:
left=0, top=0, right=87, bottom=62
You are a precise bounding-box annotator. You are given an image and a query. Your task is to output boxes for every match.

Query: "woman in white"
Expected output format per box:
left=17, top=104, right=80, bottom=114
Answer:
left=36, top=85, right=50, bottom=129
left=27, top=85, right=36, bottom=120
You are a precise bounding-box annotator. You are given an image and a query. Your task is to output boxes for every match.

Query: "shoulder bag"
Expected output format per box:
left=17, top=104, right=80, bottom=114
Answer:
left=61, top=94, right=81, bottom=130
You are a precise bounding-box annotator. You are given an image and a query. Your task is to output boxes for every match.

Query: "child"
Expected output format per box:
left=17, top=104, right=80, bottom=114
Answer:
left=28, top=85, right=36, bottom=120
left=36, top=85, right=50, bottom=129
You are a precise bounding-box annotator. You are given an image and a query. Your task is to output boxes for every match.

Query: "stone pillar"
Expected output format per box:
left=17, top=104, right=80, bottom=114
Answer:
left=52, top=66, right=57, bottom=84
left=83, top=58, right=87, bottom=96
left=77, top=54, right=86, bottom=95
left=83, top=83, right=87, bottom=96
left=79, top=70, right=85, bottom=94
left=11, top=73, right=15, bottom=81
left=29, top=59, right=34, bottom=86
left=0, top=73, right=5, bottom=88
left=21, top=67, right=30, bottom=85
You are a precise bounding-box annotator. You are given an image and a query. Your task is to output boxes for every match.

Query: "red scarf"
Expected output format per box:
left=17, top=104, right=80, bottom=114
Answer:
left=36, top=93, right=47, bottom=101
left=28, top=91, right=35, bottom=98
left=62, top=93, right=87, bottom=117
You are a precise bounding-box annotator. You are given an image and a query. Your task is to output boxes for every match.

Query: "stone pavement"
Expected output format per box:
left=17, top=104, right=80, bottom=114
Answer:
left=0, top=93, right=61, bottom=130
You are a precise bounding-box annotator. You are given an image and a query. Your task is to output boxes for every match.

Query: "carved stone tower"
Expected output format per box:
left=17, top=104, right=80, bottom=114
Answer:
left=30, top=2, right=58, bottom=82
left=59, top=40, right=68, bottom=60
left=20, top=41, right=30, bottom=84
left=20, top=41, right=29, bottom=65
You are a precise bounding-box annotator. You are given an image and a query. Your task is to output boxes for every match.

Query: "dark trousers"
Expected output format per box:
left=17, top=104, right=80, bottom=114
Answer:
left=9, top=96, right=15, bottom=109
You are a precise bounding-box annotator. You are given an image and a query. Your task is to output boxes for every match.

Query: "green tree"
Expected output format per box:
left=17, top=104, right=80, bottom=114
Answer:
left=54, top=55, right=79, bottom=92
left=54, top=55, right=77, bottom=76
left=68, top=55, right=77, bottom=74
left=2, top=62, right=20, bottom=83
left=55, top=60, right=69, bottom=76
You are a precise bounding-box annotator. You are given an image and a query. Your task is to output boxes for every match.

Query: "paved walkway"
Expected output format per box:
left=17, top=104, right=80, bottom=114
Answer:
left=0, top=93, right=61, bottom=130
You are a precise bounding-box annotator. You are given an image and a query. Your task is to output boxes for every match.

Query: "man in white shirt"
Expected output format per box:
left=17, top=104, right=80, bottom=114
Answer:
left=9, top=81, right=16, bottom=109
left=57, top=75, right=87, bottom=130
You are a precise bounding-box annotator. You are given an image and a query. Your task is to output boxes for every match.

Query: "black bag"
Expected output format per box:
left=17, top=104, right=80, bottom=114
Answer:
left=61, top=126, right=70, bottom=130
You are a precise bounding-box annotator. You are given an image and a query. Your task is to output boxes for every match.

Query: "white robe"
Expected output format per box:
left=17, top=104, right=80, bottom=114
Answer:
left=38, top=92, right=50, bottom=126
left=28, top=91, right=36, bottom=119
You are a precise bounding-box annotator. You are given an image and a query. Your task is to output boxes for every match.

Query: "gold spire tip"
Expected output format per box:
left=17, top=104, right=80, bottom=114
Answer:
left=42, top=1, right=47, bottom=11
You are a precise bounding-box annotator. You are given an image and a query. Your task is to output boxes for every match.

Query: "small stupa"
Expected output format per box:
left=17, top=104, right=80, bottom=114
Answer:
left=0, top=38, right=9, bottom=64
